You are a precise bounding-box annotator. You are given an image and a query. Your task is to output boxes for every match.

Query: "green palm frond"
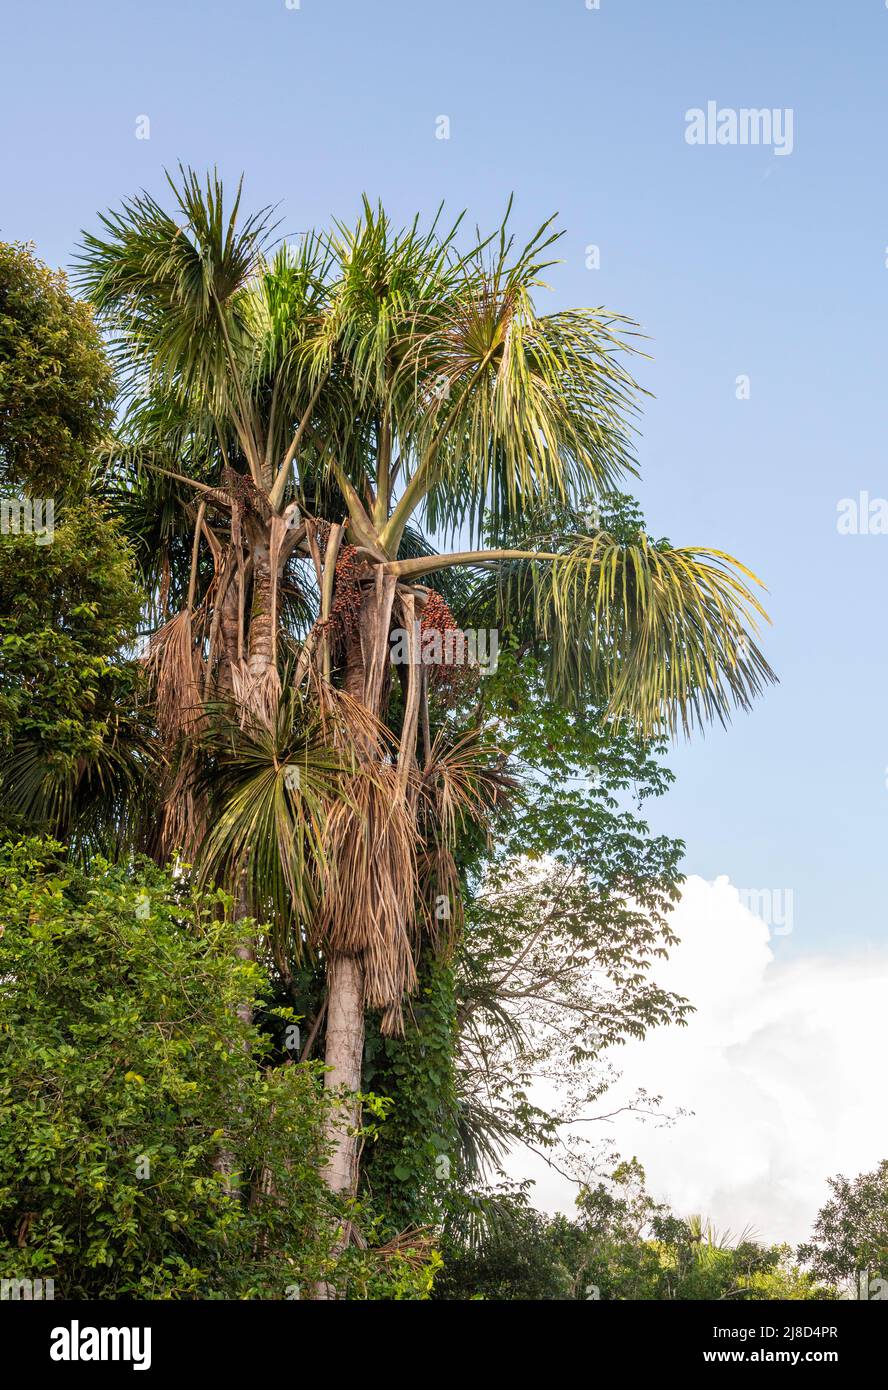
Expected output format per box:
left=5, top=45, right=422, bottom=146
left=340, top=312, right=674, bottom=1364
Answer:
left=241, top=237, right=336, bottom=474
left=328, top=196, right=465, bottom=406
left=0, top=713, right=161, bottom=858
left=99, top=450, right=205, bottom=621
left=77, top=167, right=275, bottom=477
left=440, top=1182, right=535, bottom=1252
left=532, top=530, right=775, bottom=734
left=78, top=167, right=274, bottom=360
left=382, top=207, right=645, bottom=551
left=193, top=685, right=347, bottom=946
left=452, top=1094, right=517, bottom=1186
left=416, top=302, right=644, bottom=545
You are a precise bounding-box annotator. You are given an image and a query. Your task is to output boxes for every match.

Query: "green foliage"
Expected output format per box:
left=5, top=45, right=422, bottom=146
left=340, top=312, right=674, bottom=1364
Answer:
left=77, top=173, right=774, bottom=738
left=566, top=1159, right=833, bottom=1301
left=0, top=241, right=114, bottom=496
left=437, top=1160, right=835, bottom=1301
left=798, top=1160, right=888, bottom=1294
left=0, top=238, right=151, bottom=850
left=0, top=839, right=433, bottom=1299
left=448, top=633, right=690, bottom=1182
left=1, top=203, right=785, bottom=1299
left=463, top=490, right=774, bottom=731
left=362, top=957, right=461, bottom=1235
left=0, top=503, right=151, bottom=847
left=435, top=1193, right=574, bottom=1300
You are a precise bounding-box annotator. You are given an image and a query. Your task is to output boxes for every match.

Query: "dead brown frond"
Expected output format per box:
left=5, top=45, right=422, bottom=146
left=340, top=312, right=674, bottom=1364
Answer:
left=416, top=842, right=463, bottom=954
left=155, top=751, right=206, bottom=862
left=316, top=761, right=420, bottom=1036
left=144, top=609, right=206, bottom=743
left=373, top=1226, right=437, bottom=1268
left=312, top=680, right=392, bottom=762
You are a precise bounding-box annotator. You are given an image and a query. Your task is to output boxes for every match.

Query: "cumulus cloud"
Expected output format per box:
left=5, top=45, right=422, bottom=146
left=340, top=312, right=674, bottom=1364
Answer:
left=511, top=875, right=888, bottom=1245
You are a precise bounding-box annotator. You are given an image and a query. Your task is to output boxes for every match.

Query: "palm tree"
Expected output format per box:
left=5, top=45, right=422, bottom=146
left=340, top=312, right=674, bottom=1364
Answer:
left=77, top=169, right=774, bottom=1199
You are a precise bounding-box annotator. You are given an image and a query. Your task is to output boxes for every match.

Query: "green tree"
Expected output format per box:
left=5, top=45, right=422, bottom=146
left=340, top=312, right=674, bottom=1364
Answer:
left=0, top=505, right=150, bottom=847
left=76, top=172, right=775, bottom=1198
left=0, top=240, right=151, bottom=849
left=0, top=241, right=113, bottom=496
left=798, top=1161, right=888, bottom=1298
left=567, top=1161, right=834, bottom=1301
left=435, top=1187, right=574, bottom=1300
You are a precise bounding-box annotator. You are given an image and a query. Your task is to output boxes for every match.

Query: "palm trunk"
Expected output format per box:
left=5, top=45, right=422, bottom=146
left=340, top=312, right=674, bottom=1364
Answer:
left=321, top=576, right=397, bottom=1196
left=321, top=955, right=365, bottom=1195
left=247, top=541, right=275, bottom=681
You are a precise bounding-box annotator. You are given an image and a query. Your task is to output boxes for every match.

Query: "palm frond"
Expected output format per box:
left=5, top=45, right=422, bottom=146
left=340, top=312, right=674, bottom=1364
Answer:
left=383, top=209, right=646, bottom=552
left=477, top=527, right=775, bottom=734
left=193, top=683, right=347, bottom=941
left=77, top=167, right=275, bottom=475
left=316, top=761, right=419, bottom=1032
left=0, top=714, right=161, bottom=858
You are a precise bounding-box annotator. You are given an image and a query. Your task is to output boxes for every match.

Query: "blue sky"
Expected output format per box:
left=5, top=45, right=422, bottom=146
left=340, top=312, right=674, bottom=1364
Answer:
left=3, top=0, right=887, bottom=958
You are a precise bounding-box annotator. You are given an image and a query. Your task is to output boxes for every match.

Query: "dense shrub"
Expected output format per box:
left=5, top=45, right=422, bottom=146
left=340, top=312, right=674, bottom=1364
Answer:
left=0, top=840, right=433, bottom=1299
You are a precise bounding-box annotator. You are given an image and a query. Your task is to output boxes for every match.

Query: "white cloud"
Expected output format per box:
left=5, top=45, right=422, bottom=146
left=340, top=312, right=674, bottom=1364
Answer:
left=512, top=875, right=888, bottom=1246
